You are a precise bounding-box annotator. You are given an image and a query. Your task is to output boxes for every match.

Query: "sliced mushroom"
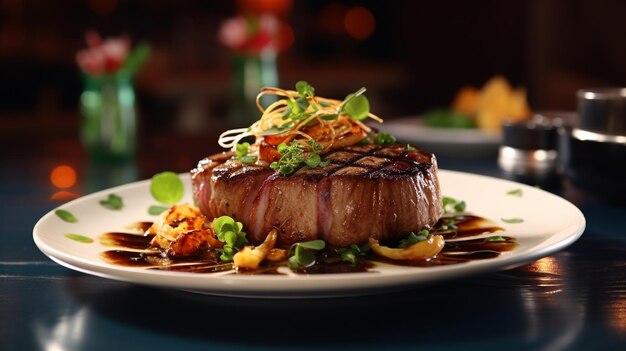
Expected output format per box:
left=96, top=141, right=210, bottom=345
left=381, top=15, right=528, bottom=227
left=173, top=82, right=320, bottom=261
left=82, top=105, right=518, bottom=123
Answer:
left=233, top=229, right=278, bottom=269
left=369, top=235, right=445, bottom=261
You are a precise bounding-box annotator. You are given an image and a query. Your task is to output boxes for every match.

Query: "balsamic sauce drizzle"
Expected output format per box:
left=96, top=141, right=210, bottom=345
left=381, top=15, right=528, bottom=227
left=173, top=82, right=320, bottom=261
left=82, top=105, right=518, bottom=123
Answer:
left=100, top=215, right=517, bottom=275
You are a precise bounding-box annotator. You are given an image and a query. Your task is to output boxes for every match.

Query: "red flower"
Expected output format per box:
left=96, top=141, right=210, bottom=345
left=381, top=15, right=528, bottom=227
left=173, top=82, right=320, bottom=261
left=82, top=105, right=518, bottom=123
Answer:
left=218, top=14, right=279, bottom=55
left=76, top=30, right=131, bottom=75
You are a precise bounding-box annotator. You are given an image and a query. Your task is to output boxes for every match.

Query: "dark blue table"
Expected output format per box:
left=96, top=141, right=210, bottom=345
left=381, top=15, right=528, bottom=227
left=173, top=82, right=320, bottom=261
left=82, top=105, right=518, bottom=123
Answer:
left=1, top=133, right=625, bottom=351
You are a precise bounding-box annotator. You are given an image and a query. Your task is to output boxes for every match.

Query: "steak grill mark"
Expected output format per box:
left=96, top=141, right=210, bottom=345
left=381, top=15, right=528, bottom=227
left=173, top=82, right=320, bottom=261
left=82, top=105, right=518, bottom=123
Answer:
left=192, top=143, right=441, bottom=248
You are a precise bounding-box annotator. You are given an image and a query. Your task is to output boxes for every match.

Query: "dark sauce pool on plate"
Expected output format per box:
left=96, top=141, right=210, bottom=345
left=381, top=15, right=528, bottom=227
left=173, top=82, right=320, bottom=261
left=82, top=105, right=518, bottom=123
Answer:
left=100, top=215, right=517, bottom=275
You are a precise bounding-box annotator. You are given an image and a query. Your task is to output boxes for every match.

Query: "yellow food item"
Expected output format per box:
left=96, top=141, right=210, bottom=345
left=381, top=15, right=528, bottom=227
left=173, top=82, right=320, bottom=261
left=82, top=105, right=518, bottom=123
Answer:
left=452, top=76, right=531, bottom=132
left=368, top=235, right=445, bottom=261
left=451, top=86, right=480, bottom=117
left=233, top=229, right=278, bottom=270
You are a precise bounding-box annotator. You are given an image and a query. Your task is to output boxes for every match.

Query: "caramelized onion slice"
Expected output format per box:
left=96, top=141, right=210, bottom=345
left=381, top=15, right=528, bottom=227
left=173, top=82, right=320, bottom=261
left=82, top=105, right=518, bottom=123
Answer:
left=233, top=229, right=278, bottom=269
left=369, top=235, right=445, bottom=261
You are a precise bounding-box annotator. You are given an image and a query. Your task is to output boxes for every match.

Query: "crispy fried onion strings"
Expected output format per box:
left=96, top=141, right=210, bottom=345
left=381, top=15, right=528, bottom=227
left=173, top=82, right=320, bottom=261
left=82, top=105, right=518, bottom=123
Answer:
left=218, top=87, right=383, bottom=157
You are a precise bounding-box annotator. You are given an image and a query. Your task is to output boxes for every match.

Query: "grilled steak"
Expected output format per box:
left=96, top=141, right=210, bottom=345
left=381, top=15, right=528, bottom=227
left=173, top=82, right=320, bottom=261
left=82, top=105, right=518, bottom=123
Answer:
left=191, top=144, right=442, bottom=248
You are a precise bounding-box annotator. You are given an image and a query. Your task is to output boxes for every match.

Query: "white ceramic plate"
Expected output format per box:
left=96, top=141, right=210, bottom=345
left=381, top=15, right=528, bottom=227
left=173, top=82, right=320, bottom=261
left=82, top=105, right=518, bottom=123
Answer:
left=33, top=171, right=585, bottom=299
left=380, top=117, right=501, bottom=157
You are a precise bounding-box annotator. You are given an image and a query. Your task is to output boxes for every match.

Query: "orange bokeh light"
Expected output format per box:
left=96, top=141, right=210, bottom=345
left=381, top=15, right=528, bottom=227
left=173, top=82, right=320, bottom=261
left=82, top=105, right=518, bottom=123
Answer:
left=50, top=165, right=77, bottom=189
left=344, top=6, right=376, bottom=40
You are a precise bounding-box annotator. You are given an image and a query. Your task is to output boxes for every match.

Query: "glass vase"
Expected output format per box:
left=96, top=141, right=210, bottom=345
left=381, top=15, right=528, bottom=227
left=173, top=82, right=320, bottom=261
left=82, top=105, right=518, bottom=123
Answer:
left=80, top=73, right=137, bottom=162
left=230, top=52, right=278, bottom=127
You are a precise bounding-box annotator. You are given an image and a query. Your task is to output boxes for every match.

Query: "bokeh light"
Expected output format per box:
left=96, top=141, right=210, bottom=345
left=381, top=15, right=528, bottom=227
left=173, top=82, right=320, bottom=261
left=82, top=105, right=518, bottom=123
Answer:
left=344, top=6, right=376, bottom=40
left=50, top=165, right=77, bottom=189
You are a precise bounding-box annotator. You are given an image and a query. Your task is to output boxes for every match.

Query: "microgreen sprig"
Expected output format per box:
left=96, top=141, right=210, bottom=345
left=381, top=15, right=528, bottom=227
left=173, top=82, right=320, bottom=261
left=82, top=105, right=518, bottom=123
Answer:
left=288, top=239, right=326, bottom=269
left=374, top=132, right=396, bottom=145
left=278, top=81, right=372, bottom=124
left=442, top=196, right=466, bottom=214
left=235, top=142, right=257, bottom=164
left=270, top=140, right=330, bottom=176
left=212, top=216, right=249, bottom=262
left=506, top=188, right=523, bottom=197
left=337, top=243, right=370, bottom=264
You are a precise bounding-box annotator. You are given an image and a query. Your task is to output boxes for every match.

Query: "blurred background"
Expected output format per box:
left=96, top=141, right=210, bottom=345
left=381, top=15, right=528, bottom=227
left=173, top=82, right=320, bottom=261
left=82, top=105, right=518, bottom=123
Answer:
left=1, top=0, right=625, bottom=158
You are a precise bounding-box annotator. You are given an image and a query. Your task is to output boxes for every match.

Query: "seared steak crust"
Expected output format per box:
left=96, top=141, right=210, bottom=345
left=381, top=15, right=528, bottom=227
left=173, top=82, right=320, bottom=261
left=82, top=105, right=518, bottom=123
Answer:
left=191, top=144, right=442, bottom=248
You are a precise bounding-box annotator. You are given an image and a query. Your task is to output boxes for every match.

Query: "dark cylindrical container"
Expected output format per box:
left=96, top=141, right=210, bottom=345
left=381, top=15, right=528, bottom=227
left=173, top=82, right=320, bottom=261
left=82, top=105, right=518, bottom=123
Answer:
left=498, top=115, right=560, bottom=187
left=559, top=88, right=626, bottom=205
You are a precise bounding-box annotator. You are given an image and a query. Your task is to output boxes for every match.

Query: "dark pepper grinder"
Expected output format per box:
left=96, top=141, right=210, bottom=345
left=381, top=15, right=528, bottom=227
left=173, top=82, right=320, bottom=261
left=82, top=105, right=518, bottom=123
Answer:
left=559, top=88, right=626, bottom=205
left=498, top=115, right=561, bottom=188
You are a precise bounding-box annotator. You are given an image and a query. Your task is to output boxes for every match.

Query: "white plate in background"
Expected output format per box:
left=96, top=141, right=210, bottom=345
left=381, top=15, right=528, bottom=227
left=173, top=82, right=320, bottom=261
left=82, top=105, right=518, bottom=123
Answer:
left=380, top=117, right=501, bottom=157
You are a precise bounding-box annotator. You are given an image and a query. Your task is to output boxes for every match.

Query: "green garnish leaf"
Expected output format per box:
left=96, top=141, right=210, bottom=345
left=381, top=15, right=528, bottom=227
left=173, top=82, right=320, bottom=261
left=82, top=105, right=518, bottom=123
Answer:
left=506, top=189, right=523, bottom=197
left=150, top=172, right=184, bottom=205
left=374, top=132, right=397, bottom=145
left=501, top=217, right=524, bottom=224
left=279, top=164, right=294, bottom=175
left=274, top=82, right=375, bottom=127
left=486, top=235, right=506, bottom=242
left=341, top=89, right=370, bottom=121
left=337, top=243, right=370, bottom=264
left=148, top=205, right=169, bottom=215
left=442, top=218, right=458, bottom=230
left=212, top=216, right=248, bottom=262
left=442, top=196, right=466, bottom=214
left=320, top=113, right=338, bottom=121
left=305, top=152, right=321, bottom=168
left=270, top=141, right=327, bottom=176
left=297, top=239, right=326, bottom=250
left=454, top=201, right=466, bottom=212
left=423, top=108, right=475, bottom=129
left=64, top=233, right=93, bottom=243
left=235, top=142, right=257, bottom=164
left=236, top=142, right=250, bottom=158
left=406, top=144, right=416, bottom=152
left=295, top=80, right=315, bottom=98
left=55, top=209, right=77, bottom=223
left=286, top=95, right=310, bottom=116
left=288, top=240, right=326, bottom=269
left=99, top=193, right=123, bottom=210
left=398, top=229, right=429, bottom=248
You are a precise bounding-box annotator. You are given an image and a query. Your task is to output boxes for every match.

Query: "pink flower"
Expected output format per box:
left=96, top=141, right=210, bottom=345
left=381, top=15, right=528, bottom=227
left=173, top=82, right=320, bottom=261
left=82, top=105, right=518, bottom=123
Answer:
left=76, top=30, right=131, bottom=75
left=218, top=14, right=279, bottom=54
